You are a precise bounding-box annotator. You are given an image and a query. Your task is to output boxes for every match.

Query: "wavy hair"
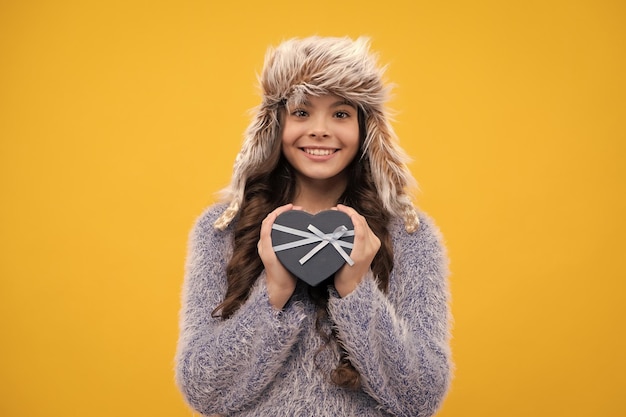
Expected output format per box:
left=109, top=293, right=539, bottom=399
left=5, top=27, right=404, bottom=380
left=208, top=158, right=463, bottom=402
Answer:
left=212, top=106, right=393, bottom=389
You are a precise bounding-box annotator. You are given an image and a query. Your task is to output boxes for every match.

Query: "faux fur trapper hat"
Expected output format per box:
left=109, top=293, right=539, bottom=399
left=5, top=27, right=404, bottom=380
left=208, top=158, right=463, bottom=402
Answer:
left=214, top=36, right=420, bottom=233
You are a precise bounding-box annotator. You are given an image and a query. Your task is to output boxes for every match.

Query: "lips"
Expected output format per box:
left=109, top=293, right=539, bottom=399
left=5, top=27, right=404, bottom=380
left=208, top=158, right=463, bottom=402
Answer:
left=301, top=148, right=337, bottom=156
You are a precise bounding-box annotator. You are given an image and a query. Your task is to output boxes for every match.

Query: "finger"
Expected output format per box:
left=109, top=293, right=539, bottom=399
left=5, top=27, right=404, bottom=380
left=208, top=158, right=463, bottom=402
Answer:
left=259, top=204, right=297, bottom=263
left=336, top=204, right=367, bottom=230
left=260, top=203, right=295, bottom=243
left=335, top=203, right=355, bottom=214
left=262, top=203, right=293, bottom=226
left=271, top=203, right=295, bottom=219
left=335, top=204, right=364, bottom=223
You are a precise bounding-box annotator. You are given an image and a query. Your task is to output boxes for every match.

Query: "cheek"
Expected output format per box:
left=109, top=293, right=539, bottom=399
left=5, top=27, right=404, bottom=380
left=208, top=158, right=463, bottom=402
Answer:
left=280, top=125, right=299, bottom=161
left=342, top=123, right=361, bottom=149
left=280, top=122, right=299, bottom=146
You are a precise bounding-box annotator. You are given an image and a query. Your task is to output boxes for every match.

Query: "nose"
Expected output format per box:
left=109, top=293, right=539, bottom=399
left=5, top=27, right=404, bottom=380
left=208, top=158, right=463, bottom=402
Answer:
left=308, top=116, right=329, bottom=138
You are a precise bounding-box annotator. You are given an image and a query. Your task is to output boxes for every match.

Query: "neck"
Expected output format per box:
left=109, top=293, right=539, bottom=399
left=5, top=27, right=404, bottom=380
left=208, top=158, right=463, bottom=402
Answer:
left=292, top=174, right=347, bottom=214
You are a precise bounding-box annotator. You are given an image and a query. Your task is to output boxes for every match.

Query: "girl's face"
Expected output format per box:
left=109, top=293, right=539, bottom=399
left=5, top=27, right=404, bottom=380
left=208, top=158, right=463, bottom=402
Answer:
left=281, top=94, right=360, bottom=187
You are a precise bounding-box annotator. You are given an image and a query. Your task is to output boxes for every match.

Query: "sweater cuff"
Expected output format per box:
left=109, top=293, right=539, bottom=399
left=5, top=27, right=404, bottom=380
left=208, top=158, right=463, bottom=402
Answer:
left=237, top=273, right=307, bottom=339
left=327, top=272, right=379, bottom=327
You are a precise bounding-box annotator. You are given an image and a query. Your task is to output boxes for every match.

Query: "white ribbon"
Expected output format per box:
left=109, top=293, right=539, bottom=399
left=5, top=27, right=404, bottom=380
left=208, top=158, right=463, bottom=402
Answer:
left=272, top=223, right=355, bottom=266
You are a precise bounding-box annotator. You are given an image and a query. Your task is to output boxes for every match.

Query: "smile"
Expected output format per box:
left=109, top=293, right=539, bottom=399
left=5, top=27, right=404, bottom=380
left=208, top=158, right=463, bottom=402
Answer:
left=302, top=148, right=337, bottom=156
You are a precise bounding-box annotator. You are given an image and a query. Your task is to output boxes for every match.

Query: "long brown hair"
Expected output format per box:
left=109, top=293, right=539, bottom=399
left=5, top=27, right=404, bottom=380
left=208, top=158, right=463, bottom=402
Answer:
left=213, top=106, right=393, bottom=389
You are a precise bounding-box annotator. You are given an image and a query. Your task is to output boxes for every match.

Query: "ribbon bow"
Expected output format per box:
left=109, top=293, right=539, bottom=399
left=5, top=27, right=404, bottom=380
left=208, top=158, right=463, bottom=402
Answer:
left=272, top=223, right=355, bottom=266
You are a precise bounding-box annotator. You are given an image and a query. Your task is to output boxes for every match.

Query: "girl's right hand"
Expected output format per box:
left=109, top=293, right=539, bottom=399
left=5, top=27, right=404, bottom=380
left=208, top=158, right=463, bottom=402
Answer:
left=258, top=203, right=300, bottom=310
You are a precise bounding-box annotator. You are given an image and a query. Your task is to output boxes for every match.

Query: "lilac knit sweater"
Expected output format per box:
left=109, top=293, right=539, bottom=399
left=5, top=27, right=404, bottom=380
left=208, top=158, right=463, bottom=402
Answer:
left=175, top=204, right=452, bottom=417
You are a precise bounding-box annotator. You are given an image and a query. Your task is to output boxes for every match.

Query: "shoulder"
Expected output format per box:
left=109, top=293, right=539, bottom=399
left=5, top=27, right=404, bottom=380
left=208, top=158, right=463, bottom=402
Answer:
left=193, top=202, right=232, bottom=230
left=192, top=202, right=232, bottom=232
left=389, top=211, right=446, bottom=251
left=188, top=202, right=234, bottom=250
left=388, top=211, right=448, bottom=273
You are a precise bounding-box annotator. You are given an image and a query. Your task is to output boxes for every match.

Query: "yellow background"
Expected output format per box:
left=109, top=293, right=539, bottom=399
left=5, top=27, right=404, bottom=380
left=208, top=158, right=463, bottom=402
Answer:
left=1, top=1, right=624, bottom=416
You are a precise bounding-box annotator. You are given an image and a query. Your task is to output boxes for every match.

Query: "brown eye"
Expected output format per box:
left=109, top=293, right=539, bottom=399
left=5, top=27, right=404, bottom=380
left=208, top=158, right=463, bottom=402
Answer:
left=334, top=111, right=350, bottom=119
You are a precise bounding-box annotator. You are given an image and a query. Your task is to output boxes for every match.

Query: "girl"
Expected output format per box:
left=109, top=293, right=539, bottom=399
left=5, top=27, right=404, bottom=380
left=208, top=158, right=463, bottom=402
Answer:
left=175, top=36, right=452, bottom=417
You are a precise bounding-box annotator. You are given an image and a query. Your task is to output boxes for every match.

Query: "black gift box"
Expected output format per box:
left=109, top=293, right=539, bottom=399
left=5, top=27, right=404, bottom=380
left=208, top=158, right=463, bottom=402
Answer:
left=271, top=210, right=355, bottom=286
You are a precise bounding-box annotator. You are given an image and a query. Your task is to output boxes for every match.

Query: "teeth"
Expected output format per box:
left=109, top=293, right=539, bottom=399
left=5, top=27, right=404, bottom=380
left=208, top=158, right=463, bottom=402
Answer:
left=304, top=148, right=334, bottom=156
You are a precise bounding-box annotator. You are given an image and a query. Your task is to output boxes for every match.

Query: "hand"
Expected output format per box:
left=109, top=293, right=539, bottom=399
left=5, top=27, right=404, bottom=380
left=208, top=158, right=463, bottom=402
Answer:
left=258, top=203, right=300, bottom=310
left=334, top=204, right=381, bottom=297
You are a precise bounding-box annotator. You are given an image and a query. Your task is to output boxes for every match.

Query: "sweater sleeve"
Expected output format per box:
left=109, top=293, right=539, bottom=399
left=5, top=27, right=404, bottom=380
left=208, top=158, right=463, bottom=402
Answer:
left=174, top=207, right=306, bottom=416
left=327, top=214, right=452, bottom=417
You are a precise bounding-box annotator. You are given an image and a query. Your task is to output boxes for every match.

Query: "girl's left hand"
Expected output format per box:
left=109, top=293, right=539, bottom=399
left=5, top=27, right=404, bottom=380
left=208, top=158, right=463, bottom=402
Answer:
left=334, top=204, right=381, bottom=297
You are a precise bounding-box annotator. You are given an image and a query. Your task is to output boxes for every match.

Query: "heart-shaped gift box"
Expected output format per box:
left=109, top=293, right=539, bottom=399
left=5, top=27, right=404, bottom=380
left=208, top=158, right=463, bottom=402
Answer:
left=271, top=210, right=355, bottom=286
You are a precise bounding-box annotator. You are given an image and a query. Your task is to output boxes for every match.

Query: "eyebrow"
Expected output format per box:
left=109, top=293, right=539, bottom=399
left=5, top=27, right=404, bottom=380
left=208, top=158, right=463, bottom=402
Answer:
left=332, top=99, right=356, bottom=108
left=300, top=99, right=356, bottom=108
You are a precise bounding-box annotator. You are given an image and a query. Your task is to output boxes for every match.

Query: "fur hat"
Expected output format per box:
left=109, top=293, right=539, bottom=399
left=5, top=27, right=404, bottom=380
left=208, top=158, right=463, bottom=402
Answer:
left=214, top=36, right=420, bottom=233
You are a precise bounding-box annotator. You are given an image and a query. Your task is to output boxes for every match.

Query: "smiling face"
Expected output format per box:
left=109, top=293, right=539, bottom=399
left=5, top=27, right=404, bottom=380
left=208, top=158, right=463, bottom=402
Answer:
left=280, top=94, right=360, bottom=192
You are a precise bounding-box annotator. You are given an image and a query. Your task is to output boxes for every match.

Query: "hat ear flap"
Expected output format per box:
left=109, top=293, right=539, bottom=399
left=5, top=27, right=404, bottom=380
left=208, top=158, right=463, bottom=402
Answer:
left=214, top=105, right=280, bottom=230
left=364, top=111, right=420, bottom=232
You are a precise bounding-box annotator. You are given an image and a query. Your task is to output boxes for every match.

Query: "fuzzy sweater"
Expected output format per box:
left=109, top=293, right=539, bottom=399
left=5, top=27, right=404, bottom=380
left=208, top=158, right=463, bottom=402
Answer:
left=175, top=204, right=452, bottom=417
